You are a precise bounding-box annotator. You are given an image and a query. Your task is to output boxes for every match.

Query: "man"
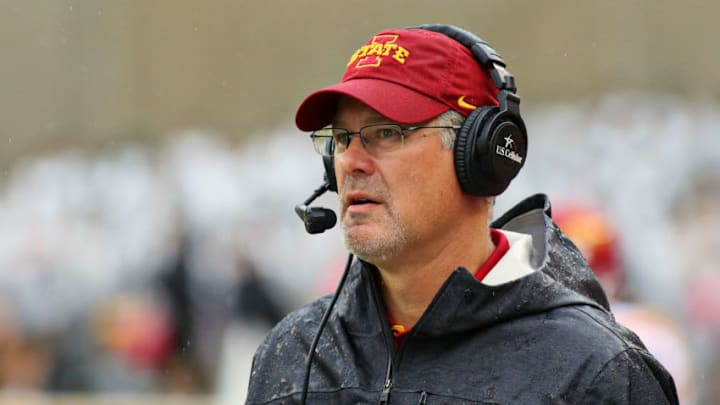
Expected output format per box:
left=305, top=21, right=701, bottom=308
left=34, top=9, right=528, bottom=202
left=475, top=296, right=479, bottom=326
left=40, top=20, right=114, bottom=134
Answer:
left=247, top=25, right=679, bottom=404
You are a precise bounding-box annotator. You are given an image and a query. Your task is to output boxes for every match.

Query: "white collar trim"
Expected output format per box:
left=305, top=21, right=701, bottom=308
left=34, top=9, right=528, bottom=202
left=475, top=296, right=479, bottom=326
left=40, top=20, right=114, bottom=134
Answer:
left=482, top=229, right=536, bottom=286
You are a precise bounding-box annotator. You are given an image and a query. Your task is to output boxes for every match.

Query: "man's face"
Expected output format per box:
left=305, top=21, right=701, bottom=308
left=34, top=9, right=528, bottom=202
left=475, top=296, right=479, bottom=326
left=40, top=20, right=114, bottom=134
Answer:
left=332, top=97, right=471, bottom=266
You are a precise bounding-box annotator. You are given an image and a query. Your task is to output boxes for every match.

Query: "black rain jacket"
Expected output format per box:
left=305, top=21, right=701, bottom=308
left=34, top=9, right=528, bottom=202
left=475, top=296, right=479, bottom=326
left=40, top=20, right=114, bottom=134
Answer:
left=247, top=194, right=679, bottom=404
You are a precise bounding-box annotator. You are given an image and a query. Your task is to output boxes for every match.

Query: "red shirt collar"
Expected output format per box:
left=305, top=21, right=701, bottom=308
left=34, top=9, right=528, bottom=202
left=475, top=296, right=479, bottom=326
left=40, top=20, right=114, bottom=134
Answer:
left=474, top=228, right=510, bottom=282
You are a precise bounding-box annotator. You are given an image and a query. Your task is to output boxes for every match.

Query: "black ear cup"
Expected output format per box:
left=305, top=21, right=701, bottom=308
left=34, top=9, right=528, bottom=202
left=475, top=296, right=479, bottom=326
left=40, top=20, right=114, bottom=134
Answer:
left=454, top=106, right=497, bottom=195
left=321, top=136, right=337, bottom=192
left=322, top=155, right=338, bottom=192
left=480, top=110, right=527, bottom=195
left=455, top=104, right=527, bottom=196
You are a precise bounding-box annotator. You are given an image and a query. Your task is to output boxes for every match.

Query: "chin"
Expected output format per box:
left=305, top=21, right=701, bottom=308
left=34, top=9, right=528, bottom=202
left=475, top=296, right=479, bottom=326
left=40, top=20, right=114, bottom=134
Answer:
left=343, top=227, right=406, bottom=265
left=343, top=227, right=375, bottom=250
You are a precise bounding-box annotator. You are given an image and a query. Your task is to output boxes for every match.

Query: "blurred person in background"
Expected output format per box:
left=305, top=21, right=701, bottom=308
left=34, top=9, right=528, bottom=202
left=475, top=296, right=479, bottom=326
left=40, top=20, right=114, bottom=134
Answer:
left=671, top=168, right=720, bottom=405
left=47, top=292, right=174, bottom=393
left=157, top=227, right=211, bottom=393
left=234, top=255, right=286, bottom=329
left=0, top=297, right=54, bottom=391
left=89, top=293, right=175, bottom=388
left=553, top=200, right=696, bottom=404
left=247, top=24, right=678, bottom=403
left=215, top=252, right=290, bottom=404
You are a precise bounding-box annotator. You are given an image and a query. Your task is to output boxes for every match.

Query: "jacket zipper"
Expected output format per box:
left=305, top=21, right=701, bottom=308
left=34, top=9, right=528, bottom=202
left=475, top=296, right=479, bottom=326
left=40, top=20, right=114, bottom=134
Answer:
left=366, top=264, right=465, bottom=404
left=368, top=266, right=395, bottom=405
left=369, top=264, right=443, bottom=405
left=379, top=355, right=393, bottom=404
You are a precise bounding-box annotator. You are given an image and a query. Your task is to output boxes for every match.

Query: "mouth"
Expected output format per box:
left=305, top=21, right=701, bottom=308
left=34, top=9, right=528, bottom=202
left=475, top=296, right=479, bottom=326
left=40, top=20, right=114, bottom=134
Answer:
left=350, top=197, right=378, bottom=205
left=344, top=192, right=383, bottom=213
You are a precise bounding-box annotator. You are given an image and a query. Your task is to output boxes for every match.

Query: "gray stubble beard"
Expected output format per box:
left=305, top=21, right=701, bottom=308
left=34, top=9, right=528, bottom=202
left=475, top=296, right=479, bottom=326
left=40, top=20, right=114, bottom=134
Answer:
left=340, top=178, right=411, bottom=265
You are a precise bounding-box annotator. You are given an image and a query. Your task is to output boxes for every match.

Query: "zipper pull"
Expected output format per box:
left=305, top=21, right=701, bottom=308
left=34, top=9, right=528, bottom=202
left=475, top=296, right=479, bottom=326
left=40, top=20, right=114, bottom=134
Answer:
left=379, top=348, right=393, bottom=404
left=379, top=378, right=393, bottom=404
left=417, top=391, right=427, bottom=405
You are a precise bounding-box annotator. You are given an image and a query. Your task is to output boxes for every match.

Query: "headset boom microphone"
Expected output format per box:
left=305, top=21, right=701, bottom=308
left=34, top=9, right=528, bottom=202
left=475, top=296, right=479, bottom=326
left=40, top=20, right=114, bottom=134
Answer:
left=294, top=181, right=337, bottom=234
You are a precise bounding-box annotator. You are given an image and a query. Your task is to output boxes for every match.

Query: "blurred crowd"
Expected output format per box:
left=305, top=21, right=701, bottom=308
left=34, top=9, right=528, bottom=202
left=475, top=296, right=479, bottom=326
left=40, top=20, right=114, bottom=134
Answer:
left=0, top=93, right=718, bottom=404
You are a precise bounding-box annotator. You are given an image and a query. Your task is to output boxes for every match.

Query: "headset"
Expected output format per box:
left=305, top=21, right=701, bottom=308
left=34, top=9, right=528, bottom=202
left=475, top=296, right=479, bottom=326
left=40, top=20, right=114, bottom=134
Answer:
left=308, top=23, right=527, bottom=203
left=294, top=24, right=527, bottom=403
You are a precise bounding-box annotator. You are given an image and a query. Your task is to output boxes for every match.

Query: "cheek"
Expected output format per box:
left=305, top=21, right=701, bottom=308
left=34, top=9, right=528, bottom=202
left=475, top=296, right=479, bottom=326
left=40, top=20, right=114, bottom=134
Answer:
left=389, top=155, right=459, bottom=217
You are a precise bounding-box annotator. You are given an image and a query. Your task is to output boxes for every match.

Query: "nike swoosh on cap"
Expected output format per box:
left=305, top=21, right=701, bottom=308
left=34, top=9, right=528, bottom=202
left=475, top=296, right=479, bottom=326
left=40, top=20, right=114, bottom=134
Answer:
left=457, top=96, right=478, bottom=110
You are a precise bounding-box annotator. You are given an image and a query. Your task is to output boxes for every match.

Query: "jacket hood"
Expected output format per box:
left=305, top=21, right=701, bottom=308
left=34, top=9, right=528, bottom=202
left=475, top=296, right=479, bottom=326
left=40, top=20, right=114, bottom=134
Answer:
left=345, top=193, right=611, bottom=338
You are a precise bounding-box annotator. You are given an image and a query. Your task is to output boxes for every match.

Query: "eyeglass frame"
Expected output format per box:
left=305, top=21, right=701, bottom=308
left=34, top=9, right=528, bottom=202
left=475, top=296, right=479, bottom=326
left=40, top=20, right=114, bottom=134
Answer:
left=309, top=123, right=462, bottom=157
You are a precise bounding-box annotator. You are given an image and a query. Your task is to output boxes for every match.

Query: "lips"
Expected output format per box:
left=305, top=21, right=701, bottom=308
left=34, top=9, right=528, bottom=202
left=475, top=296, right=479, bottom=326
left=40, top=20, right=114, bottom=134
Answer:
left=345, top=192, right=380, bottom=205
left=343, top=191, right=383, bottom=214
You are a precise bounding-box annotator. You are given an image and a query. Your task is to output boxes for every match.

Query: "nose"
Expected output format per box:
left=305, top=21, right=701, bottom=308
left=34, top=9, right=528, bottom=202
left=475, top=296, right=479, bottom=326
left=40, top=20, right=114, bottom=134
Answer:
left=335, top=133, right=376, bottom=188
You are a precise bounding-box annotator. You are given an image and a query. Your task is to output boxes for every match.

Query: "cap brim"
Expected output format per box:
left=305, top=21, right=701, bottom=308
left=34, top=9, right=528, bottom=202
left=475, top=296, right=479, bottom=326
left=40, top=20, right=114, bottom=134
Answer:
left=295, top=78, right=450, bottom=131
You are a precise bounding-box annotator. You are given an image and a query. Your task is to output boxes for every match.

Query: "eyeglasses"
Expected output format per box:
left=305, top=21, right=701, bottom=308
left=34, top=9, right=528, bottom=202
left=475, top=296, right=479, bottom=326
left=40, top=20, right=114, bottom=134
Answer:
left=310, top=124, right=461, bottom=157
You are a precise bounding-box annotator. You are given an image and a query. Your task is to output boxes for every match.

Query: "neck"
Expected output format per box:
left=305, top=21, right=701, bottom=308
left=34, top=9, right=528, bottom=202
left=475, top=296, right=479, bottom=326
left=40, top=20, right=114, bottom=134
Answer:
left=377, top=214, right=494, bottom=330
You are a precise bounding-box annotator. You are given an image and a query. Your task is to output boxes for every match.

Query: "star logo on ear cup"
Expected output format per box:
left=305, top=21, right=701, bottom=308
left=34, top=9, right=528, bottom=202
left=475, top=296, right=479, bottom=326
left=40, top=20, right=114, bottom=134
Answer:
left=503, top=135, right=515, bottom=149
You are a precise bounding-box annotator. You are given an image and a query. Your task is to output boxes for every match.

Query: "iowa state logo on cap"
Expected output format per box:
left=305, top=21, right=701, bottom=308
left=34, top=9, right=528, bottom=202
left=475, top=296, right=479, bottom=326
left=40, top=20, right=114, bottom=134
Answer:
left=346, top=34, right=411, bottom=68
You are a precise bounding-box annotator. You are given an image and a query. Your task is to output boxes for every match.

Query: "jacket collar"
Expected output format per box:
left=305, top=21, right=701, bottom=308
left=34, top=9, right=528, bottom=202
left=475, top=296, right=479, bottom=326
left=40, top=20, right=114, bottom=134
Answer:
left=340, top=193, right=611, bottom=338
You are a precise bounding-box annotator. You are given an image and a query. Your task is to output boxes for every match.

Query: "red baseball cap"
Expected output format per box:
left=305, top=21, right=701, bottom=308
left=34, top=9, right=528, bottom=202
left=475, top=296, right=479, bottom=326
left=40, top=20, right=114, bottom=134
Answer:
left=295, top=28, right=500, bottom=131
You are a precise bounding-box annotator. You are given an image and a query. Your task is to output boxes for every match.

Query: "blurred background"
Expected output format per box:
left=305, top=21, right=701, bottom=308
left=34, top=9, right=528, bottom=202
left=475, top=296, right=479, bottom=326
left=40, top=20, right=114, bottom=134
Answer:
left=0, top=1, right=718, bottom=404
